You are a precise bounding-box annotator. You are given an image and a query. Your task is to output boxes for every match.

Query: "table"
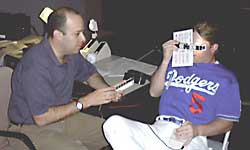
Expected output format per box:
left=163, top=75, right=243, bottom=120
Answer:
left=94, top=55, right=157, bottom=95
left=81, top=55, right=159, bottom=123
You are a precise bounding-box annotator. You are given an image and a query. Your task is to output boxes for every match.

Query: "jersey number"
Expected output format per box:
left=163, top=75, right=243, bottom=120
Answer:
left=189, top=92, right=206, bottom=114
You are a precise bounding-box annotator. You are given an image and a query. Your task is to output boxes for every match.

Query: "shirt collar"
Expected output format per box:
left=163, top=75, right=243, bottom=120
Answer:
left=43, top=34, right=63, bottom=66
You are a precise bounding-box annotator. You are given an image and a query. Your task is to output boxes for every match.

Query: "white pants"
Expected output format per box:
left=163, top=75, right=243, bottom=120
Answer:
left=103, top=115, right=209, bottom=150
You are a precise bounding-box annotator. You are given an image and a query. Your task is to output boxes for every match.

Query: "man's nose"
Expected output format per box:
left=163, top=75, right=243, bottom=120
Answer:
left=80, top=32, right=86, bottom=43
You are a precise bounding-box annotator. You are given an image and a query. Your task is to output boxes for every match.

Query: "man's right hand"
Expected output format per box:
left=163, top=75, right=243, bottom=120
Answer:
left=162, top=40, right=179, bottom=63
left=79, top=87, right=121, bottom=108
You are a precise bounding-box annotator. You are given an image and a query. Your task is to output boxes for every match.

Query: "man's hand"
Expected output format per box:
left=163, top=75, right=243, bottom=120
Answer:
left=175, top=121, right=198, bottom=146
left=162, top=40, right=179, bottom=63
left=79, top=87, right=122, bottom=108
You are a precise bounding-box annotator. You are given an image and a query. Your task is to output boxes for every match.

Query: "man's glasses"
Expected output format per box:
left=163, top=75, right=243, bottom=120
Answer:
left=175, top=42, right=207, bottom=51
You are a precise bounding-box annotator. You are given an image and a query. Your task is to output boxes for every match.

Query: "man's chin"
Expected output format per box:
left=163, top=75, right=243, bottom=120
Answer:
left=73, top=49, right=81, bottom=54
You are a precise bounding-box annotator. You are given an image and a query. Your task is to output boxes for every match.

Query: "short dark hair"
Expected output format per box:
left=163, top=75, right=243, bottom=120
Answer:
left=46, top=7, right=81, bottom=37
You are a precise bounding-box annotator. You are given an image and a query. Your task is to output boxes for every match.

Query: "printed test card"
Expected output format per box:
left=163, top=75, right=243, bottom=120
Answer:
left=172, top=29, right=193, bottom=67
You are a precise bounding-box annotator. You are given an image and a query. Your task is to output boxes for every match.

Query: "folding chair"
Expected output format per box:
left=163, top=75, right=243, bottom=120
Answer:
left=0, top=66, right=36, bottom=150
left=208, top=130, right=231, bottom=150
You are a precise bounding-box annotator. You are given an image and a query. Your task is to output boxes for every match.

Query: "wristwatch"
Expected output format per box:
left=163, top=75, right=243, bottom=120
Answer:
left=74, top=99, right=83, bottom=111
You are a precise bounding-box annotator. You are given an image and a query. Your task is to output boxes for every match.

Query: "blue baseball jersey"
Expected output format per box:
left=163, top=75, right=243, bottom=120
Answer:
left=159, top=62, right=241, bottom=125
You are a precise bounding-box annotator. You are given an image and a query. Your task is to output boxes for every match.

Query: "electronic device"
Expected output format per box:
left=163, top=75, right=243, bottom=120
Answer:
left=115, top=78, right=135, bottom=92
left=0, top=12, right=31, bottom=40
left=95, top=41, right=111, bottom=62
left=80, top=38, right=99, bottom=58
left=89, top=19, right=98, bottom=39
left=80, top=18, right=112, bottom=63
left=123, top=69, right=151, bottom=85
left=85, top=41, right=112, bottom=63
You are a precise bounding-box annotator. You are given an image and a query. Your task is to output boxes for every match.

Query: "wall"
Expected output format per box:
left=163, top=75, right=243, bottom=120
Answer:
left=0, top=0, right=87, bottom=35
left=101, top=0, right=250, bottom=103
left=102, top=0, right=238, bottom=59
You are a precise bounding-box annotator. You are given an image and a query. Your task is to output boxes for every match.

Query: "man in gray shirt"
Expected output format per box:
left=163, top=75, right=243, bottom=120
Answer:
left=8, top=7, right=121, bottom=150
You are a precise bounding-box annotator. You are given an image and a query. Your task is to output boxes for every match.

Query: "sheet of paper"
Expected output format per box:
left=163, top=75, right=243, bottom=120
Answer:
left=94, top=55, right=157, bottom=95
left=95, top=56, right=157, bottom=77
left=172, top=29, right=193, bottom=67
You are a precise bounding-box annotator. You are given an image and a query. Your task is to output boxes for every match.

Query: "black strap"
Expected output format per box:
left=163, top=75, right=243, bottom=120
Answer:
left=0, top=130, right=36, bottom=150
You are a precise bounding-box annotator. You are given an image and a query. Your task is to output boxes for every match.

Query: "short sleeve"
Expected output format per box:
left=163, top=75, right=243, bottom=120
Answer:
left=216, top=79, right=241, bottom=122
left=73, top=54, right=97, bottom=82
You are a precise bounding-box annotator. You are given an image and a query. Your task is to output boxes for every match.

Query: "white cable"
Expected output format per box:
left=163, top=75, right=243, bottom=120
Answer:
left=136, top=49, right=156, bottom=61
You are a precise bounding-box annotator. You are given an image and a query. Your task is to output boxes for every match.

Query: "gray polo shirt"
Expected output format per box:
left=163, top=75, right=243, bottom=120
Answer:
left=8, top=37, right=97, bottom=124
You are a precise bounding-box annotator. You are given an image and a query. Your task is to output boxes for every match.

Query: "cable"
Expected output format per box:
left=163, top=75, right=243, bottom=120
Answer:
left=136, top=49, right=156, bottom=61
left=147, top=124, right=184, bottom=150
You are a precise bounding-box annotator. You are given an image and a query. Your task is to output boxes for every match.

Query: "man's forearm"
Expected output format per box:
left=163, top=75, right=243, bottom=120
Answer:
left=196, top=118, right=233, bottom=137
left=149, top=61, right=169, bottom=97
left=87, top=72, right=109, bottom=89
left=33, top=100, right=78, bottom=126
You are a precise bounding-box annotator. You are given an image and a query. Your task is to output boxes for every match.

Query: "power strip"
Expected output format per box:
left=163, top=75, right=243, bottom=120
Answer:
left=115, top=78, right=134, bottom=92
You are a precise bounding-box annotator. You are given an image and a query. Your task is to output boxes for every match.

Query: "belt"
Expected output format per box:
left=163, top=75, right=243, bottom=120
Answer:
left=10, top=120, right=24, bottom=127
left=156, top=116, right=184, bottom=125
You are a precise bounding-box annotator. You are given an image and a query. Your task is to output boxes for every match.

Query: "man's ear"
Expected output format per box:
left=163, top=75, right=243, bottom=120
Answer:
left=53, top=30, right=64, bottom=39
left=211, top=43, right=219, bottom=53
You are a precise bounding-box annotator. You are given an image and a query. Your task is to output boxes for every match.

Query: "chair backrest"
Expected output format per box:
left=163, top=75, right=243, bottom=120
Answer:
left=222, top=130, right=230, bottom=150
left=208, top=130, right=231, bottom=150
left=0, top=66, right=13, bottom=130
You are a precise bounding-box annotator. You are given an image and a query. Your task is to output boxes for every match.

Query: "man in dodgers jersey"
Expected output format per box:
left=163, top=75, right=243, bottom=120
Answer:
left=102, top=21, right=241, bottom=150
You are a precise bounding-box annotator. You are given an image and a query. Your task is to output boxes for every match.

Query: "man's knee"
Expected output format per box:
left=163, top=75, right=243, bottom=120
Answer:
left=103, top=115, right=125, bottom=134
